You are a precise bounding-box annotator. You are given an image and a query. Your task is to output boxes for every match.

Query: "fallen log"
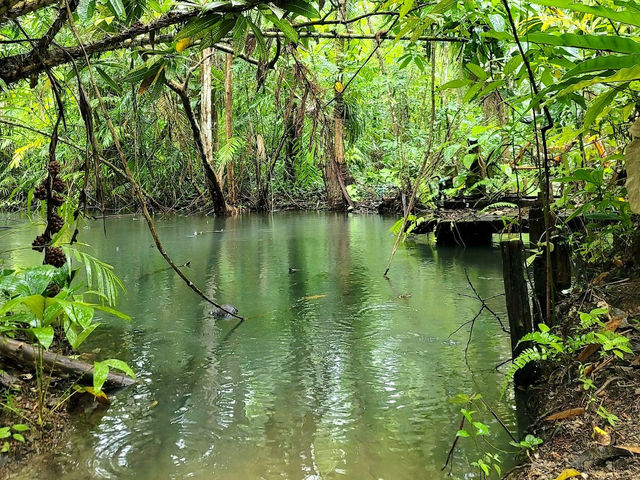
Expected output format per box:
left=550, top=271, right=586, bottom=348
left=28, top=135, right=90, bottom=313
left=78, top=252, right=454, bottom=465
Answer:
left=0, top=336, right=135, bottom=390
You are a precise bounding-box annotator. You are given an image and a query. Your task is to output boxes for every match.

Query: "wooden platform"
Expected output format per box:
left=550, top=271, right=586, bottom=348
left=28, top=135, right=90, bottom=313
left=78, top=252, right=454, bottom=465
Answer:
left=412, top=207, right=529, bottom=246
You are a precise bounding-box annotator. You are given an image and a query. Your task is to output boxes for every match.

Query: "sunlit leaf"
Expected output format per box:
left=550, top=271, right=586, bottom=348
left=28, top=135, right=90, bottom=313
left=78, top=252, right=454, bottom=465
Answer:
left=29, top=326, right=54, bottom=349
left=93, top=361, right=109, bottom=392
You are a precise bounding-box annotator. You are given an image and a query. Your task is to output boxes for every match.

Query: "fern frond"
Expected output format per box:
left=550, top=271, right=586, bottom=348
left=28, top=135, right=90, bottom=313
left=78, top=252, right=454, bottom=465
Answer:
left=69, top=249, right=125, bottom=306
left=500, top=347, right=545, bottom=397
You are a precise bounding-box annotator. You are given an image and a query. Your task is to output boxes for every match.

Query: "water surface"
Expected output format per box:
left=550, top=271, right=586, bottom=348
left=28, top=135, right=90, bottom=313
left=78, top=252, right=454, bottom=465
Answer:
left=1, top=213, right=515, bottom=479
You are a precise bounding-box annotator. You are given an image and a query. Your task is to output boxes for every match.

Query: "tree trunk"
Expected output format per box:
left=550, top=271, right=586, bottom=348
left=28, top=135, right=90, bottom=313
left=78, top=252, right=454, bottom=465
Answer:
left=325, top=0, right=353, bottom=210
left=284, top=113, right=296, bottom=184
left=0, top=336, right=135, bottom=391
left=224, top=53, right=237, bottom=204
left=200, top=48, right=215, bottom=173
left=168, top=80, right=228, bottom=215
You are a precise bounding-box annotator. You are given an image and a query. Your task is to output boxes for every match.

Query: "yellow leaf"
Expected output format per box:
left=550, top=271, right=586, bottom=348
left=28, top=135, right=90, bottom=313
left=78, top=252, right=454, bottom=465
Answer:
left=82, top=386, right=111, bottom=405
left=553, top=469, right=582, bottom=480
left=11, top=138, right=44, bottom=169
left=302, top=294, right=326, bottom=300
left=138, top=66, right=165, bottom=96
left=176, top=37, right=191, bottom=52
left=593, top=426, right=611, bottom=445
left=334, top=81, right=343, bottom=93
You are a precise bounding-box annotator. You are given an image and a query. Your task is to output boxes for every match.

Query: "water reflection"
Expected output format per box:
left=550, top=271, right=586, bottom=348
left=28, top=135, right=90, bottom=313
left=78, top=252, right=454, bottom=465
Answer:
left=3, top=213, right=515, bottom=480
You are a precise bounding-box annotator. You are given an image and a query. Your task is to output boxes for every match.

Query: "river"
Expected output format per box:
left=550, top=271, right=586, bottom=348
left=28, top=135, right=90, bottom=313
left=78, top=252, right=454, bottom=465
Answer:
left=1, top=212, right=516, bottom=479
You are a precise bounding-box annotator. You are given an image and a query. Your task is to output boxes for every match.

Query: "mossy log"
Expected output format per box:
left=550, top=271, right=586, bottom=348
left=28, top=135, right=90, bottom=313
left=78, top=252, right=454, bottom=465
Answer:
left=0, top=336, right=135, bottom=391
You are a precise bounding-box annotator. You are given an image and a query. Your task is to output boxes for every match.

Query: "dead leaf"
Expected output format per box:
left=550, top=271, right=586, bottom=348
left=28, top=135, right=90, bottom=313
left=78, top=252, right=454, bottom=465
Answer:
left=544, top=407, right=585, bottom=422
left=617, top=445, right=640, bottom=455
left=593, top=426, right=611, bottom=445
left=553, top=469, right=582, bottom=480
left=591, top=271, right=609, bottom=286
left=82, top=386, right=111, bottom=405
left=302, top=294, right=326, bottom=300
left=138, top=66, right=165, bottom=96
left=576, top=344, right=600, bottom=363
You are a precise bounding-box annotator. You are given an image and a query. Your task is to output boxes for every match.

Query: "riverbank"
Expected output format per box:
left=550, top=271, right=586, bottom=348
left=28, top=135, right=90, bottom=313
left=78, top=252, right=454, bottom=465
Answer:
left=507, top=276, right=640, bottom=480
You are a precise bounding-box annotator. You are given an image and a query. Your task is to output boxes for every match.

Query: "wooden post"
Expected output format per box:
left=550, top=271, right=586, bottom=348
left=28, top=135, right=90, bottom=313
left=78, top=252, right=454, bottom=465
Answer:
left=528, top=203, right=549, bottom=324
left=552, top=239, right=571, bottom=293
left=529, top=203, right=571, bottom=322
left=501, top=239, right=536, bottom=386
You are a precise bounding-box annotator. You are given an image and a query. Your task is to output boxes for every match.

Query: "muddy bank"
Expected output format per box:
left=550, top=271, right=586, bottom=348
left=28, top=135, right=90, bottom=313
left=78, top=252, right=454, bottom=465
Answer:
left=507, top=277, right=640, bottom=479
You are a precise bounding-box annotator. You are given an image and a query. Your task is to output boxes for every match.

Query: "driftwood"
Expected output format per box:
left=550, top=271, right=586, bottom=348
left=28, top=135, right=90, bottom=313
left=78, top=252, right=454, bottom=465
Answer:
left=0, top=336, right=135, bottom=390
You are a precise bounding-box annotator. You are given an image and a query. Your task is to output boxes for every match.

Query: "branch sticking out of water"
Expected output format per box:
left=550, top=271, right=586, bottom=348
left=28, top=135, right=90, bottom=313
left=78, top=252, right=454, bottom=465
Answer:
left=448, top=270, right=508, bottom=365
left=63, top=0, right=243, bottom=322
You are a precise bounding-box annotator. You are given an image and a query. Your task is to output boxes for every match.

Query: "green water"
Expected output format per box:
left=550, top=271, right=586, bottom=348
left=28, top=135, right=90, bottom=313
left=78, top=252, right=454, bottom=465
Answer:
left=1, top=213, right=517, bottom=479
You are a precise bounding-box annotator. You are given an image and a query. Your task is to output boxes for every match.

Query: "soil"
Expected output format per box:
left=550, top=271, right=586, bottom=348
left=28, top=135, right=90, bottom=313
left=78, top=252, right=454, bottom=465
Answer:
left=0, top=345, right=110, bottom=479
left=507, top=277, right=640, bottom=480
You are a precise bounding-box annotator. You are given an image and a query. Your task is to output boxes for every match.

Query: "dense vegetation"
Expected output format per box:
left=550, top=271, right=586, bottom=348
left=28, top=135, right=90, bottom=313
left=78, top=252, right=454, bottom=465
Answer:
left=1, top=0, right=640, bottom=477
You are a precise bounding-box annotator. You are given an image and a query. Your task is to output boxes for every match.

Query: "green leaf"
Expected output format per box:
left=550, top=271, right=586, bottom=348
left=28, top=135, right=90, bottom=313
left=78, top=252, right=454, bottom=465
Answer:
left=584, top=87, right=622, bottom=129
left=22, top=266, right=56, bottom=295
left=90, top=303, right=131, bottom=320
left=463, top=154, right=476, bottom=169
left=0, top=427, right=10, bottom=439
left=78, top=0, right=96, bottom=20
left=264, top=12, right=298, bottom=42
left=207, top=16, right=237, bottom=45
left=504, top=55, right=523, bottom=76
left=473, top=421, right=489, bottom=435
left=12, top=433, right=25, bottom=443
left=22, top=295, right=46, bottom=321
left=559, top=65, right=640, bottom=96
left=532, top=0, right=640, bottom=27
left=103, top=359, right=135, bottom=379
left=232, top=14, right=247, bottom=53
left=122, top=64, right=153, bottom=83
left=279, top=0, right=319, bottom=19
left=11, top=424, right=29, bottom=432
left=58, top=300, right=95, bottom=328
left=175, top=14, right=222, bottom=40
left=456, top=429, right=470, bottom=437
left=466, top=63, right=487, bottom=80
left=564, top=54, right=640, bottom=79
left=399, top=0, right=415, bottom=18
left=527, top=32, right=640, bottom=54
left=439, top=78, right=471, bottom=90
left=107, top=0, right=125, bottom=20
left=93, top=361, right=109, bottom=392
left=201, top=0, right=229, bottom=11
left=29, top=326, right=54, bottom=349
left=488, top=13, right=505, bottom=32
left=478, top=80, right=504, bottom=98
left=462, top=82, right=484, bottom=103
left=64, top=317, right=100, bottom=350
left=96, top=67, right=122, bottom=94
left=247, top=18, right=267, bottom=59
